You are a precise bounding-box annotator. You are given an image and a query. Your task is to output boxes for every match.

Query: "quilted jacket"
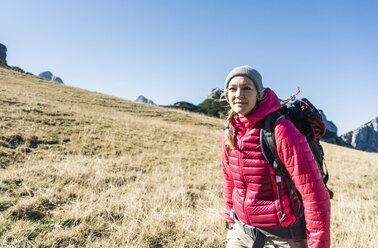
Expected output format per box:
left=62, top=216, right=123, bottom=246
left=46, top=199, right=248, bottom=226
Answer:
left=222, top=88, right=331, bottom=248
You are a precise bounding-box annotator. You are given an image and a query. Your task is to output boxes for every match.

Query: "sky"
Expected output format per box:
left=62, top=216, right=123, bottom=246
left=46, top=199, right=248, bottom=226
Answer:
left=1, top=0, right=377, bottom=135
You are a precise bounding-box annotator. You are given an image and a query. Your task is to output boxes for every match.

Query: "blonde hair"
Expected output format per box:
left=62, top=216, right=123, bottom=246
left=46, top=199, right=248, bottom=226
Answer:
left=224, top=109, right=237, bottom=150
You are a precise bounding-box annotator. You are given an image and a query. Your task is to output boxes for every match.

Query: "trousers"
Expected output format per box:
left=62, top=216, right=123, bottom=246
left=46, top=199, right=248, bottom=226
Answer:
left=226, top=210, right=307, bottom=248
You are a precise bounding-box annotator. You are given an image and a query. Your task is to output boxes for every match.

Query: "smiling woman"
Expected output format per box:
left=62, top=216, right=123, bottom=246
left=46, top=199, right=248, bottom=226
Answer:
left=221, top=65, right=331, bottom=248
left=227, top=76, right=259, bottom=116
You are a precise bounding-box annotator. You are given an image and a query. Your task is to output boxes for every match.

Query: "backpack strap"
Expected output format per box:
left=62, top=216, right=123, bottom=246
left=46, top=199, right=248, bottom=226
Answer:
left=260, top=112, right=299, bottom=221
left=307, top=139, right=334, bottom=199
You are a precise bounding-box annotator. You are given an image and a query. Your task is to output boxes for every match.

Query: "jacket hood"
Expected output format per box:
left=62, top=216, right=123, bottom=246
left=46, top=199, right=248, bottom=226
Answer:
left=231, top=88, right=281, bottom=131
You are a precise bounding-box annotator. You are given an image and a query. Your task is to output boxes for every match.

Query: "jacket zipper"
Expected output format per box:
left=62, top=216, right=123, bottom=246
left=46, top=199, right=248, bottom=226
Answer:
left=238, top=132, right=251, bottom=226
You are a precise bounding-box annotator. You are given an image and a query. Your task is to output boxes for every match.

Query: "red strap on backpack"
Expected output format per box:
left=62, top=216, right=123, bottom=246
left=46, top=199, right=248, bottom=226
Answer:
left=307, top=116, right=327, bottom=140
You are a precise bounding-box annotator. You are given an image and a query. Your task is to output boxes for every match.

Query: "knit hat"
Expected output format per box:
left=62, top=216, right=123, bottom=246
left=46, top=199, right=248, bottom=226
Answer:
left=224, top=65, right=264, bottom=100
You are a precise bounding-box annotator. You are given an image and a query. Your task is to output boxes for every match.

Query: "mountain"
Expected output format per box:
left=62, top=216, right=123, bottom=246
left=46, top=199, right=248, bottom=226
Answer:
left=340, top=117, right=378, bottom=153
left=0, top=43, right=7, bottom=66
left=198, top=87, right=229, bottom=118
left=169, top=101, right=202, bottom=113
left=0, top=67, right=376, bottom=247
left=318, top=108, right=378, bottom=153
left=38, top=71, right=64, bottom=84
left=135, top=95, right=155, bottom=105
left=198, top=98, right=229, bottom=118
left=167, top=88, right=378, bottom=152
left=168, top=88, right=229, bottom=118
left=0, top=42, right=32, bottom=74
left=319, top=110, right=347, bottom=146
left=206, top=88, right=223, bottom=99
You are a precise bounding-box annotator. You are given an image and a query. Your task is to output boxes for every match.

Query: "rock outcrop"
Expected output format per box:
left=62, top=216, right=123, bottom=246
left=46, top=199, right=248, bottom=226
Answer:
left=319, top=110, right=337, bottom=134
left=135, top=95, right=155, bottom=105
left=206, top=88, right=223, bottom=99
left=318, top=110, right=346, bottom=145
left=0, top=43, right=7, bottom=66
left=341, top=117, right=378, bottom=153
left=198, top=88, right=229, bottom=118
left=0, top=43, right=28, bottom=73
left=38, top=71, right=64, bottom=84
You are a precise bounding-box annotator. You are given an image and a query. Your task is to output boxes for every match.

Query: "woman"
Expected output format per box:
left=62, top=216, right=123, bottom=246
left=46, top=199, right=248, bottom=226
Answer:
left=221, top=65, right=331, bottom=248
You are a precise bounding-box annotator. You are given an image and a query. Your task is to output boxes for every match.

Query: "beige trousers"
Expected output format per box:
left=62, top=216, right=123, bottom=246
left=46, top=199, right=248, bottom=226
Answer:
left=226, top=220, right=307, bottom=248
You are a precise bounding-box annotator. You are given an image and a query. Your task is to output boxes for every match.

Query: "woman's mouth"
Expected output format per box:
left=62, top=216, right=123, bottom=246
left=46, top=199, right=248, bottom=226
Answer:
left=235, top=102, right=247, bottom=105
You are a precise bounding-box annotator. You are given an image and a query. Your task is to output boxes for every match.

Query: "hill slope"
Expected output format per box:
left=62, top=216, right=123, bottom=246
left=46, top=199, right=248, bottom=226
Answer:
left=0, top=68, right=377, bottom=247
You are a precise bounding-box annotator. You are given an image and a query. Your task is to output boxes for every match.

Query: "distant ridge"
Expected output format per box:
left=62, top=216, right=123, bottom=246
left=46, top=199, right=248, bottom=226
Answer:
left=166, top=88, right=378, bottom=152
left=206, top=88, right=223, bottom=99
left=319, top=110, right=346, bottom=146
left=341, top=116, right=378, bottom=153
left=0, top=42, right=27, bottom=73
left=0, top=43, right=7, bottom=66
left=135, top=95, right=155, bottom=105
left=167, top=88, right=229, bottom=118
left=38, top=71, right=64, bottom=84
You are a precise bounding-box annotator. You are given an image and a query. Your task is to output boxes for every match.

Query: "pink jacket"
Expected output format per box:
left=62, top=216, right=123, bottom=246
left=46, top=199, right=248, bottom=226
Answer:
left=222, top=88, right=331, bottom=248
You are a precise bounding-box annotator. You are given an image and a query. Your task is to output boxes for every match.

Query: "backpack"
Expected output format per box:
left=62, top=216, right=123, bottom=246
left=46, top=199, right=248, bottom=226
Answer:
left=260, top=97, right=334, bottom=221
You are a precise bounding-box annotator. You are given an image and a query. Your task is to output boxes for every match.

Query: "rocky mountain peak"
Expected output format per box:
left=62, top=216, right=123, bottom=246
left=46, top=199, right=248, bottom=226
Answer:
left=135, top=95, right=155, bottom=105
left=0, top=43, right=7, bottom=66
left=206, top=88, right=223, bottom=100
left=341, top=117, right=378, bottom=153
left=319, top=110, right=337, bottom=134
left=318, top=110, right=346, bottom=145
left=38, top=71, right=64, bottom=84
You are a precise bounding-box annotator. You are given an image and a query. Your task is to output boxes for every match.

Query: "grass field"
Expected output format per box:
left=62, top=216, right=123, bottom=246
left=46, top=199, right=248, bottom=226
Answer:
left=0, top=68, right=377, bottom=247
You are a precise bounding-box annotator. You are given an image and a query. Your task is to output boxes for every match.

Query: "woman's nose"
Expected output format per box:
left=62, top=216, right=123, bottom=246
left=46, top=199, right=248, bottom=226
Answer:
left=235, top=88, right=243, bottom=97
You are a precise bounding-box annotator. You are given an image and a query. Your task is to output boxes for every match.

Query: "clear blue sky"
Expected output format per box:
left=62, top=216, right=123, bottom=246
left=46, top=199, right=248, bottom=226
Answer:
left=1, top=0, right=377, bottom=135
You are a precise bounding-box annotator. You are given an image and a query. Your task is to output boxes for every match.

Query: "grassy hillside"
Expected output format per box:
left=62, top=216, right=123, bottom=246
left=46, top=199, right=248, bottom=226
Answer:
left=0, top=68, right=377, bottom=247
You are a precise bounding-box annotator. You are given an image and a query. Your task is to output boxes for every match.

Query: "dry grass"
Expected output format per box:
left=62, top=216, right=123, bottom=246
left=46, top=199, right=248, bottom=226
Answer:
left=322, top=142, right=378, bottom=247
left=0, top=68, right=377, bottom=247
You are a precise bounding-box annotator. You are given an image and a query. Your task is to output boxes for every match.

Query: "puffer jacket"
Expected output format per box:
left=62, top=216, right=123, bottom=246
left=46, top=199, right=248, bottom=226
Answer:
left=222, top=88, right=331, bottom=248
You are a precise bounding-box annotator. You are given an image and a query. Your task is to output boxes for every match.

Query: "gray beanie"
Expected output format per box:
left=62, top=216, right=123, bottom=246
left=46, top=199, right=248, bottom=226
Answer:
left=224, top=65, right=264, bottom=100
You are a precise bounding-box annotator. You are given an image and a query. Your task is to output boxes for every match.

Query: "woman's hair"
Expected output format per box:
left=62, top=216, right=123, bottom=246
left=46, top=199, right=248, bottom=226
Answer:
left=224, top=109, right=237, bottom=149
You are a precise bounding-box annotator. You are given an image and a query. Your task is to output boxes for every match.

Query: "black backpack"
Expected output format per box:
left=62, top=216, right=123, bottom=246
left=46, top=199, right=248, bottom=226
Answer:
left=260, top=97, right=334, bottom=221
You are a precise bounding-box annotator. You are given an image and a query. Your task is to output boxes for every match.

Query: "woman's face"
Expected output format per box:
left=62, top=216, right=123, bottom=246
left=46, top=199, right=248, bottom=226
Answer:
left=227, top=76, right=258, bottom=116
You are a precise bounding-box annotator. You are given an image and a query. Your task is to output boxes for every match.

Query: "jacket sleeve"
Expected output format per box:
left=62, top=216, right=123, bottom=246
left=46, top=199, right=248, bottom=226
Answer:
left=222, top=137, right=235, bottom=224
left=275, top=119, right=331, bottom=248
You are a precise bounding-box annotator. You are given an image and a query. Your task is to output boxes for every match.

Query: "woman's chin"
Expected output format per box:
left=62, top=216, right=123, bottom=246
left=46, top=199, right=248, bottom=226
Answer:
left=233, top=107, right=250, bottom=116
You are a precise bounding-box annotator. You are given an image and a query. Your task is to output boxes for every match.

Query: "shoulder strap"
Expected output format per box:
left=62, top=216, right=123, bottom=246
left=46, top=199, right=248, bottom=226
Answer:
left=260, top=112, right=283, bottom=165
left=260, top=112, right=299, bottom=220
